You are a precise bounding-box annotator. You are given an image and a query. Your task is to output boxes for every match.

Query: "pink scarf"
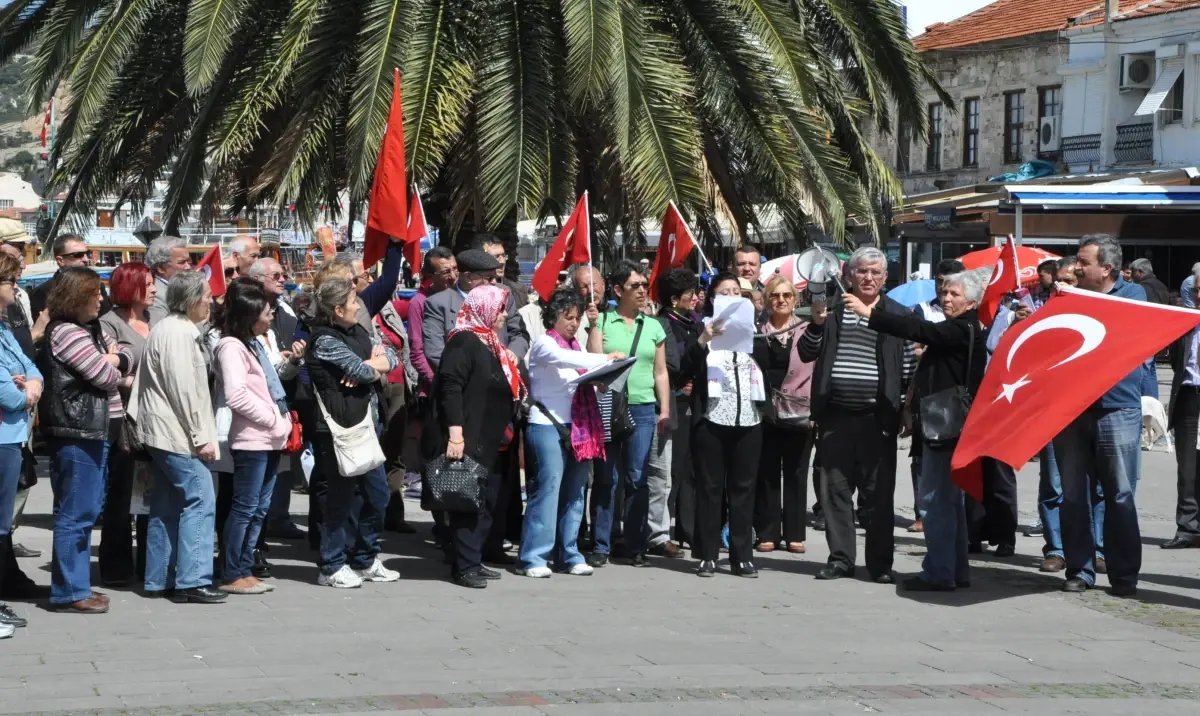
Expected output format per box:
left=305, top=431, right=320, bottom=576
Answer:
left=547, top=329, right=605, bottom=462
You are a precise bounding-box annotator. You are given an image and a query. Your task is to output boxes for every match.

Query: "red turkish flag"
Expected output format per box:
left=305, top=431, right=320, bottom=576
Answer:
left=951, top=286, right=1200, bottom=498
left=405, top=189, right=428, bottom=272
left=531, top=193, right=590, bottom=302
left=978, top=235, right=1020, bottom=327
left=648, top=201, right=696, bottom=301
left=363, top=69, right=408, bottom=268
left=196, top=244, right=227, bottom=298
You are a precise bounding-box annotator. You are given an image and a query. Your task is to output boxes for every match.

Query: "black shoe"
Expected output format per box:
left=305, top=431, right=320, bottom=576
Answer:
left=994, top=544, right=1015, bottom=558
left=1062, top=577, right=1090, bottom=593
left=452, top=571, right=488, bottom=589
left=251, top=550, right=272, bottom=579
left=871, top=572, right=895, bottom=585
left=169, top=586, right=227, bottom=604
left=587, top=553, right=609, bottom=569
left=483, top=552, right=517, bottom=566
left=696, top=560, right=716, bottom=577
left=1094, top=557, right=1107, bottom=575
left=143, top=589, right=176, bottom=599
left=1023, top=522, right=1045, bottom=537
left=0, top=577, right=50, bottom=600
left=0, top=604, right=26, bottom=628
left=502, top=539, right=515, bottom=552
left=733, top=562, right=758, bottom=578
left=476, top=565, right=502, bottom=580
left=903, top=576, right=955, bottom=592
left=1110, top=581, right=1138, bottom=597
left=968, top=542, right=984, bottom=554
left=1161, top=535, right=1200, bottom=549
left=11, top=543, right=40, bottom=559
left=265, top=521, right=306, bottom=540
left=815, top=565, right=854, bottom=581
left=629, top=553, right=651, bottom=568
left=812, top=515, right=827, bottom=532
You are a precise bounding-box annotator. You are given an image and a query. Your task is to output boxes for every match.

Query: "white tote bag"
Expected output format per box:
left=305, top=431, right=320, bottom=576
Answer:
left=313, top=392, right=385, bottom=477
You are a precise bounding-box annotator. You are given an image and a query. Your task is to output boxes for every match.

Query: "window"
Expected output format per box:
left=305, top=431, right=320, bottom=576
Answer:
left=962, top=97, right=980, bottom=167
left=1165, top=70, right=1185, bottom=124
left=0, top=200, right=12, bottom=210
left=1038, top=86, right=1062, bottom=120
left=1004, top=91, right=1025, bottom=163
left=896, top=118, right=911, bottom=174
left=926, top=103, right=943, bottom=171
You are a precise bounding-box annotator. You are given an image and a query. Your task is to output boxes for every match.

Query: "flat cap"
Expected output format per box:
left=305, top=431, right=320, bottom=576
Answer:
left=456, top=249, right=501, bottom=273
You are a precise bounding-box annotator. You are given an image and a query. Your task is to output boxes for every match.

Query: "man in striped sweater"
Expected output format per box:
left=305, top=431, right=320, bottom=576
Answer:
left=799, top=247, right=916, bottom=584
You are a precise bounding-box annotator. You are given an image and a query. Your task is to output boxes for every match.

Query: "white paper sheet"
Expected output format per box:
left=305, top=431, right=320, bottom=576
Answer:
left=568, top=356, right=638, bottom=389
left=706, top=295, right=755, bottom=353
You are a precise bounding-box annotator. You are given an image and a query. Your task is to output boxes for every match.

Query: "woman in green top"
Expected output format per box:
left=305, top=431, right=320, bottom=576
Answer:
left=586, top=260, right=670, bottom=568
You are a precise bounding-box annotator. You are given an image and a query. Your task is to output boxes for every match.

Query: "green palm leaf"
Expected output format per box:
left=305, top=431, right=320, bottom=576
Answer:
left=183, top=0, right=249, bottom=96
left=562, top=0, right=616, bottom=107
left=345, top=0, right=411, bottom=200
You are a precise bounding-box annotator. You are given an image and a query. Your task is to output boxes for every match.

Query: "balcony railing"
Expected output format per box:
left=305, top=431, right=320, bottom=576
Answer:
left=1061, top=133, right=1101, bottom=166
left=1114, top=122, right=1153, bottom=164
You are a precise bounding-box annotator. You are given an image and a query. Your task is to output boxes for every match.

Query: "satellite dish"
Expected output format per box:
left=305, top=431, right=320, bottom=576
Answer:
left=794, top=246, right=842, bottom=298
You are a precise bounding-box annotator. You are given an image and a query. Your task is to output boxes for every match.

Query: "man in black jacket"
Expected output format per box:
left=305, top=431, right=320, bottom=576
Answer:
left=1166, top=271, right=1200, bottom=550
left=28, top=234, right=111, bottom=320
left=798, top=247, right=915, bottom=583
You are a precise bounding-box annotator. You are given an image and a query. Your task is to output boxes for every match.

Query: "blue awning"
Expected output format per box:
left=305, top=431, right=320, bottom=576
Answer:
left=1005, top=185, right=1200, bottom=208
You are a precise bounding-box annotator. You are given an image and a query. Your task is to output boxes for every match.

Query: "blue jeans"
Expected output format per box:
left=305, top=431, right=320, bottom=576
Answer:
left=49, top=439, right=110, bottom=605
left=1053, top=407, right=1142, bottom=587
left=145, top=448, right=217, bottom=591
left=519, top=423, right=590, bottom=570
left=917, top=444, right=969, bottom=587
left=593, top=403, right=657, bottom=555
left=221, top=450, right=280, bottom=581
left=315, top=434, right=390, bottom=575
left=1038, top=441, right=1105, bottom=560
left=0, top=443, right=23, bottom=538
left=1141, top=359, right=1158, bottom=399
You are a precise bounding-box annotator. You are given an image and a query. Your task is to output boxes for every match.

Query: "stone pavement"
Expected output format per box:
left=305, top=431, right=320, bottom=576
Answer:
left=2, top=446, right=1199, bottom=716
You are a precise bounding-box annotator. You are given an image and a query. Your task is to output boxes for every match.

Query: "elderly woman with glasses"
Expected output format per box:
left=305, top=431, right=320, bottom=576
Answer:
left=39, top=267, right=133, bottom=613
left=132, top=271, right=225, bottom=604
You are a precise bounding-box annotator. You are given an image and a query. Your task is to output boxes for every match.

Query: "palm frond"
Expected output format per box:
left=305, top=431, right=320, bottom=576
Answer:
left=562, top=0, right=615, bottom=107
left=183, top=0, right=248, bottom=95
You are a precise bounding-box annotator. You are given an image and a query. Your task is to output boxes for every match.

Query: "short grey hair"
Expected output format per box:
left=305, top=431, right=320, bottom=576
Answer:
left=166, top=270, right=208, bottom=315
left=247, top=257, right=280, bottom=279
left=313, top=277, right=356, bottom=325
left=942, top=269, right=985, bottom=304
left=146, top=236, right=186, bottom=269
left=331, top=253, right=361, bottom=269
left=1129, top=258, right=1154, bottom=276
left=228, top=235, right=257, bottom=256
left=564, top=262, right=599, bottom=290
left=848, top=246, right=887, bottom=270
left=1079, top=234, right=1123, bottom=272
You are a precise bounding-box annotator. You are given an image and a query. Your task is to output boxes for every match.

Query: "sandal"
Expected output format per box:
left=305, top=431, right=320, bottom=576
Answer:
left=787, top=542, right=806, bottom=554
left=755, top=542, right=776, bottom=553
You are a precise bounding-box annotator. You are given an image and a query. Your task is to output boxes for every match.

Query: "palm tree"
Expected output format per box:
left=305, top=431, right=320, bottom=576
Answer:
left=0, top=0, right=942, bottom=254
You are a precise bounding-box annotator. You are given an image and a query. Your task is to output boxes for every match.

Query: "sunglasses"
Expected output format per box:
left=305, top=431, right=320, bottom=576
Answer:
left=625, top=281, right=650, bottom=291
left=58, top=250, right=89, bottom=260
left=224, top=268, right=237, bottom=278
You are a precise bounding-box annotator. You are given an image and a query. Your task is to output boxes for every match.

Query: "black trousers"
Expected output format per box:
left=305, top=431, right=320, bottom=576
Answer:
left=818, top=408, right=895, bottom=576
left=449, top=463, right=502, bottom=575
left=755, top=423, right=814, bottom=544
left=1172, top=387, right=1200, bottom=538
left=484, top=442, right=521, bottom=555
left=382, top=389, right=407, bottom=525
left=693, top=421, right=762, bottom=563
left=966, top=457, right=1018, bottom=548
left=669, top=397, right=695, bottom=545
left=98, top=448, right=148, bottom=583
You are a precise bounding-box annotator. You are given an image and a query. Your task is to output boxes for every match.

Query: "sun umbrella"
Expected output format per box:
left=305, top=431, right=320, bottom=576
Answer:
left=886, top=279, right=937, bottom=308
left=957, top=245, right=1060, bottom=284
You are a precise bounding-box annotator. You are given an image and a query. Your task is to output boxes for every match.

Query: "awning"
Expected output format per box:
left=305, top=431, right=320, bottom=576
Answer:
left=1005, top=184, right=1200, bottom=208
left=1135, top=58, right=1184, bottom=116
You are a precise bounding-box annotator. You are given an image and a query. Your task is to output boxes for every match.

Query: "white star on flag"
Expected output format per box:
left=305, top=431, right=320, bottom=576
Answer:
left=995, top=374, right=1032, bottom=403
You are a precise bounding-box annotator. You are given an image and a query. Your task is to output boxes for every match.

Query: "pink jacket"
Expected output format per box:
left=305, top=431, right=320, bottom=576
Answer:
left=216, top=336, right=292, bottom=451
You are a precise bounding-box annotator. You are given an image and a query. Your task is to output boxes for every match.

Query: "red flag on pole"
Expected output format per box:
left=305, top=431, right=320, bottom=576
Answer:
left=531, top=193, right=590, bottom=302
left=363, top=69, right=407, bottom=268
left=951, top=286, right=1200, bottom=498
left=405, top=189, right=428, bottom=272
left=648, top=201, right=696, bottom=301
left=196, top=244, right=227, bottom=298
left=978, top=235, right=1021, bottom=326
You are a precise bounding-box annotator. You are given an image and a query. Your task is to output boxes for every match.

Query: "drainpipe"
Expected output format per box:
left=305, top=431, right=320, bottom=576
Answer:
left=1099, top=0, right=1121, bottom=168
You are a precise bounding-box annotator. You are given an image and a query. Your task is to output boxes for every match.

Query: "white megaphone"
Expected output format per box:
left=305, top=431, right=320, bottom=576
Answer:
left=793, top=246, right=844, bottom=301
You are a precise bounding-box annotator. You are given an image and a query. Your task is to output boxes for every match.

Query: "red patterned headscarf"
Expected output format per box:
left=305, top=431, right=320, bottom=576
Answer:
left=449, top=284, right=525, bottom=401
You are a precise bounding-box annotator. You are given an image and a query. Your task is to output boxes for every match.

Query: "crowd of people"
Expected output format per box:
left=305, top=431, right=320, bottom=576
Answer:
left=0, top=228, right=1192, bottom=639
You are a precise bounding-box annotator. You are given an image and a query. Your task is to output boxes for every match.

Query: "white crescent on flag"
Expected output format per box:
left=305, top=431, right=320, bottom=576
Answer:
left=995, top=313, right=1107, bottom=403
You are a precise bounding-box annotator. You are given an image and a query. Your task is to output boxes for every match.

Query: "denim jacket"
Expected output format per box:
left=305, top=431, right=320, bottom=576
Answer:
left=0, top=323, right=41, bottom=445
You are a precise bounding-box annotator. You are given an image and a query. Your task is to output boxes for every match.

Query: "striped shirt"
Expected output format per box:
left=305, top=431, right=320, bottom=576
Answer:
left=799, top=311, right=918, bottom=410
left=49, top=322, right=131, bottom=419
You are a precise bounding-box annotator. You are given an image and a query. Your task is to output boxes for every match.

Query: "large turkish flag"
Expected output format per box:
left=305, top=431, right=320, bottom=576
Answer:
left=951, top=286, right=1200, bottom=498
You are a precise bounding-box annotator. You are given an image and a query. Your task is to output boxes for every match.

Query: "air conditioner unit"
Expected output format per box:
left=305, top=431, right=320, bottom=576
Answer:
left=1039, top=116, right=1061, bottom=153
left=1121, top=53, right=1155, bottom=89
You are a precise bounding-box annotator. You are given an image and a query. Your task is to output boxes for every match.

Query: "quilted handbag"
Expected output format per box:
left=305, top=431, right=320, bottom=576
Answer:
left=423, top=454, right=488, bottom=513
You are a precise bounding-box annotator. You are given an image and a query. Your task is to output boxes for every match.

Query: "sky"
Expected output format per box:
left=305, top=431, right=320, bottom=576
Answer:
left=902, top=0, right=999, bottom=37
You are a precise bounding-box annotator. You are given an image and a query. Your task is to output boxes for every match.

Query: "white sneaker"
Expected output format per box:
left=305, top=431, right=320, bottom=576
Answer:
left=0, top=623, right=13, bottom=639
left=567, top=563, right=594, bottom=576
left=516, top=565, right=552, bottom=578
left=317, top=565, right=363, bottom=589
left=354, top=558, right=400, bottom=583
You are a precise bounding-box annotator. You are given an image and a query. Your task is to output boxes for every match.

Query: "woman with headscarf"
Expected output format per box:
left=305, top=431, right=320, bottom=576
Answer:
left=435, top=284, right=526, bottom=589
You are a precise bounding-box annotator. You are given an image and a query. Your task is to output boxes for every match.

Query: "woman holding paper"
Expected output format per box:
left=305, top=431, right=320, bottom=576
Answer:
left=688, top=272, right=767, bottom=577
left=519, top=289, right=624, bottom=578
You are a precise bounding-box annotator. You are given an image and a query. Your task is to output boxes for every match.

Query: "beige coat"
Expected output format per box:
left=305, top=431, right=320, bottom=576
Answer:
left=129, top=314, right=218, bottom=456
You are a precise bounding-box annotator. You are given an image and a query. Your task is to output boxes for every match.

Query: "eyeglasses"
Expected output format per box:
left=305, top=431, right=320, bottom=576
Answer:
left=58, top=251, right=89, bottom=260
left=768, top=292, right=795, bottom=301
left=626, top=281, right=649, bottom=291
left=356, top=271, right=374, bottom=283
left=266, top=272, right=284, bottom=280
left=432, top=267, right=458, bottom=278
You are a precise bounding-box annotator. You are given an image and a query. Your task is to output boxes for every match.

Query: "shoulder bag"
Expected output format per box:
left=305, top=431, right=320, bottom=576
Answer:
left=534, top=400, right=572, bottom=453
left=760, top=330, right=811, bottom=430
left=606, top=313, right=643, bottom=443
left=313, top=391, right=386, bottom=477
left=919, top=322, right=975, bottom=448
left=422, top=454, right=488, bottom=512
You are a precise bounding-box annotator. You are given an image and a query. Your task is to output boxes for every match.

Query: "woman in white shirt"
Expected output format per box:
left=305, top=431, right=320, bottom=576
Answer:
left=517, top=290, right=623, bottom=578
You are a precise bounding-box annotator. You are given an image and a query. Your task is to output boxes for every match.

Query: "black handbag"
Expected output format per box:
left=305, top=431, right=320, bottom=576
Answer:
left=423, top=454, right=488, bottom=512
left=919, top=322, right=975, bottom=448
left=534, top=400, right=573, bottom=453
left=606, top=314, right=643, bottom=443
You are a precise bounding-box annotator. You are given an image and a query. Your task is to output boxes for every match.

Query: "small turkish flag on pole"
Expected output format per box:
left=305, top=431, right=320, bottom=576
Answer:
left=648, top=201, right=696, bottom=301
left=531, top=193, right=590, bottom=302
left=951, top=286, right=1200, bottom=498
left=363, top=69, right=408, bottom=268
left=196, top=244, right=227, bottom=298
left=978, top=235, right=1020, bottom=326
left=405, top=189, right=428, bottom=273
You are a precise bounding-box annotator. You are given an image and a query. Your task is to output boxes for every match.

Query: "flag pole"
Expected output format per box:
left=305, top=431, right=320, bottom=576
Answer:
left=584, top=191, right=594, bottom=303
